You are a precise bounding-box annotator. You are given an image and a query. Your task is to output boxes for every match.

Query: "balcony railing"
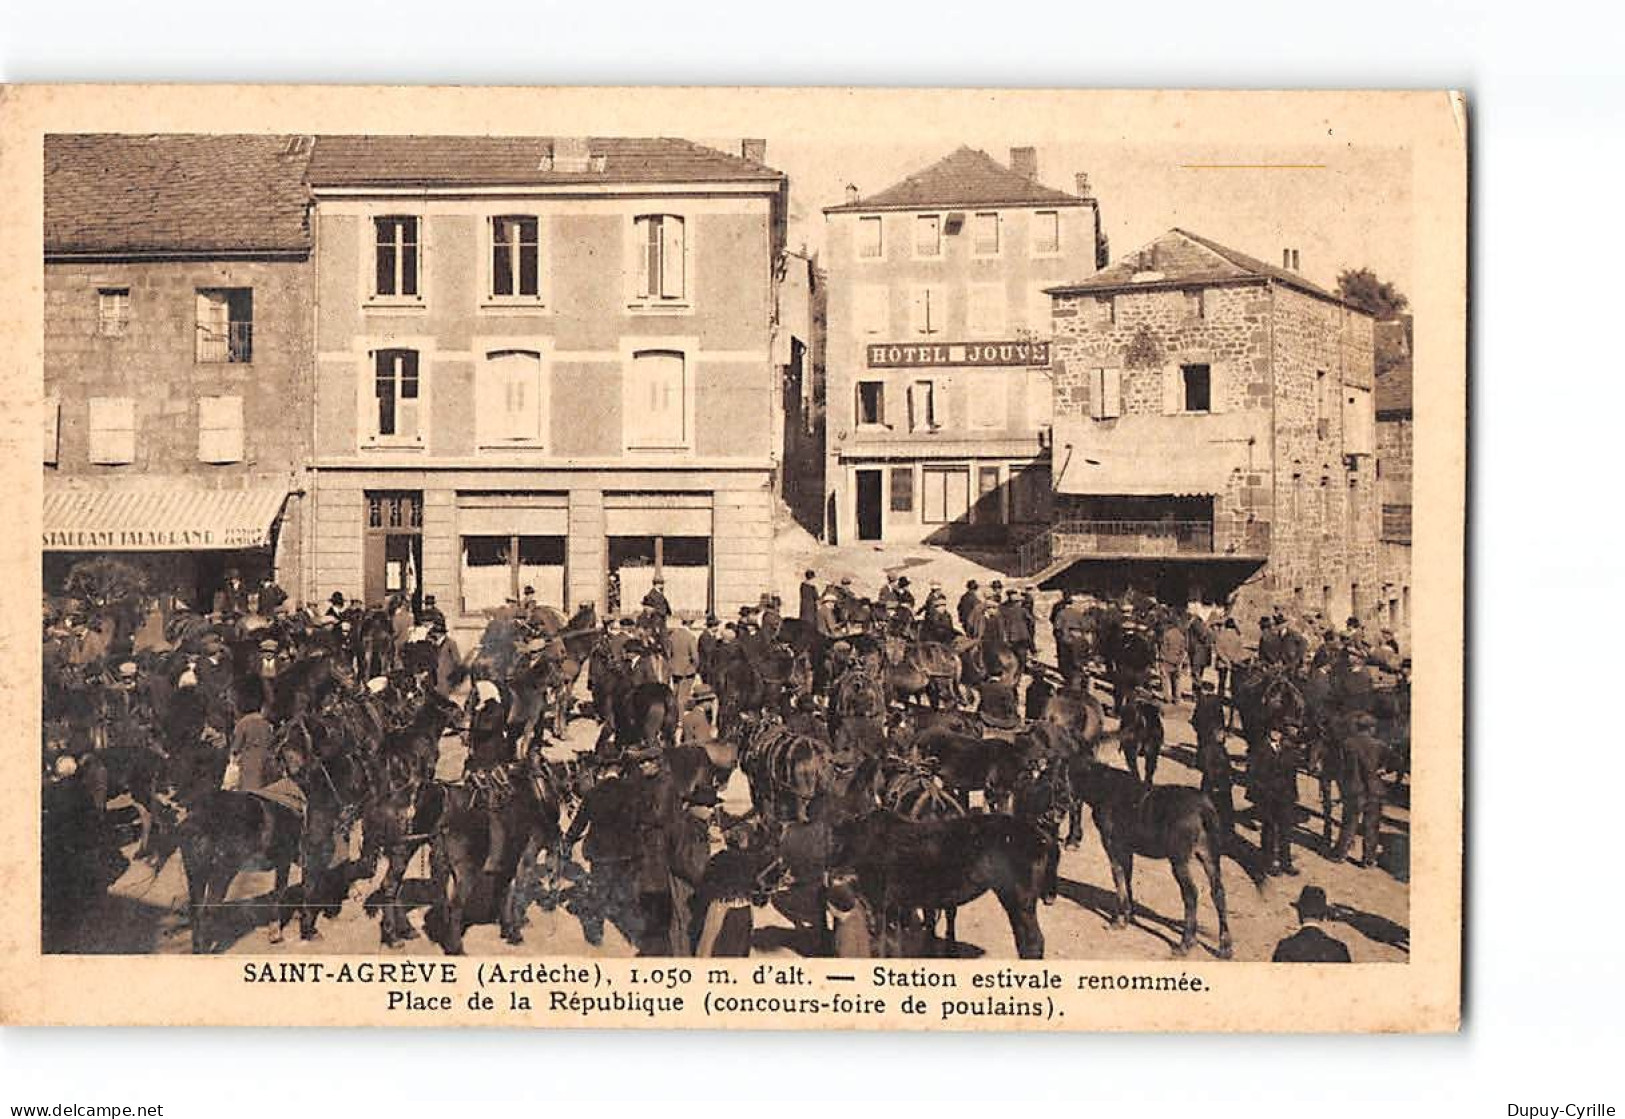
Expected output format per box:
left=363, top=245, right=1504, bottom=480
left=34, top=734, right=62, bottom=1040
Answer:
left=1052, top=518, right=1215, bottom=556
left=196, top=321, right=253, bottom=364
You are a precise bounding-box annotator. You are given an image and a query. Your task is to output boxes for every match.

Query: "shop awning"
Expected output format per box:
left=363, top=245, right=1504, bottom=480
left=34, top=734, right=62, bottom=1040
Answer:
left=42, top=487, right=290, bottom=552
left=1053, top=412, right=1265, bottom=497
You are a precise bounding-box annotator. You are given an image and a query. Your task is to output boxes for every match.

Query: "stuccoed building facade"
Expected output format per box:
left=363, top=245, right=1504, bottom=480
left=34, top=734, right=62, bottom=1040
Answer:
left=1038, top=229, right=1380, bottom=627
left=42, top=134, right=315, bottom=607
left=822, top=146, right=1107, bottom=545
left=304, top=136, right=787, bottom=638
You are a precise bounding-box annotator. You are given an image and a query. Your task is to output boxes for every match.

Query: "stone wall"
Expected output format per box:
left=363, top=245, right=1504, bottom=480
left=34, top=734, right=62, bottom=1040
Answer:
left=1050, top=282, right=1274, bottom=560
left=1261, top=286, right=1380, bottom=626
left=1048, top=278, right=1379, bottom=622
left=44, top=259, right=313, bottom=479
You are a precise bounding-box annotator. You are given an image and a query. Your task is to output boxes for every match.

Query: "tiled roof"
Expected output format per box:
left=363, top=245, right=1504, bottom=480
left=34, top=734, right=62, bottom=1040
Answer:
left=45, top=134, right=314, bottom=256
left=825, top=146, right=1084, bottom=212
left=305, top=136, right=784, bottom=188
left=1048, top=228, right=1361, bottom=310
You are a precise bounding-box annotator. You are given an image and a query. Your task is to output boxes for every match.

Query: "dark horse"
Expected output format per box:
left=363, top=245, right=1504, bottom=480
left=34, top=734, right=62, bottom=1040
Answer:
left=426, top=766, right=563, bottom=954
left=355, top=688, right=463, bottom=947
left=177, top=787, right=303, bottom=953
left=1066, top=758, right=1233, bottom=959
left=834, top=810, right=1059, bottom=959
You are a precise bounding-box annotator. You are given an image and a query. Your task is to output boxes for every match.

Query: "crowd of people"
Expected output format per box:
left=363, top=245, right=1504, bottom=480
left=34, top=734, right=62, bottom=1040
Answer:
left=39, top=555, right=1410, bottom=959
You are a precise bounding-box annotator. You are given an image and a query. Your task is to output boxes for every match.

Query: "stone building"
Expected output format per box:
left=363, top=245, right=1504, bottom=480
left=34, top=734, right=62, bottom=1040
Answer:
left=42, top=134, right=315, bottom=607
left=303, top=136, right=788, bottom=639
left=1038, top=229, right=1380, bottom=627
left=1375, top=315, right=1413, bottom=645
left=821, top=146, right=1107, bottom=545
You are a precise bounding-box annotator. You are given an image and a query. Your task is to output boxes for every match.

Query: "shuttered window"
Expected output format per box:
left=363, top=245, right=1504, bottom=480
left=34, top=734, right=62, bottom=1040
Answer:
left=88, top=397, right=135, bottom=465
left=372, top=349, right=422, bottom=441
left=197, top=395, right=244, bottom=464
left=1032, top=211, right=1060, bottom=255
left=626, top=350, right=689, bottom=450
left=477, top=350, right=545, bottom=446
left=634, top=215, right=686, bottom=301
left=967, top=283, right=1007, bottom=336
left=857, top=216, right=883, bottom=259
left=855, top=284, right=889, bottom=336
left=1091, top=368, right=1122, bottom=420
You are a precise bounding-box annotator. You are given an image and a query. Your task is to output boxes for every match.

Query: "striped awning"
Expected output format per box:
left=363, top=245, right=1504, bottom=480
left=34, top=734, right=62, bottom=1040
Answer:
left=42, top=487, right=289, bottom=552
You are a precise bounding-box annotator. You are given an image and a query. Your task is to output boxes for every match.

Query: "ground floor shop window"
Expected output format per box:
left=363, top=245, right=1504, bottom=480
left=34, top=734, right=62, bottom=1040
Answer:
left=460, top=534, right=566, bottom=615
left=921, top=466, right=970, bottom=525
left=608, top=534, right=710, bottom=616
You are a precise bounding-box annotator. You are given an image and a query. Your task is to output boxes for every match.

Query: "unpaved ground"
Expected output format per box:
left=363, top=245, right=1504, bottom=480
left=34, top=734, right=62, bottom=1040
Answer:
left=60, top=536, right=1409, bottom=963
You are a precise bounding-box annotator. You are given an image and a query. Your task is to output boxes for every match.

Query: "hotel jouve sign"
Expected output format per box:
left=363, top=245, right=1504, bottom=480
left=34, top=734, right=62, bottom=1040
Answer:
left=866, top=340, right=1051, bottom=368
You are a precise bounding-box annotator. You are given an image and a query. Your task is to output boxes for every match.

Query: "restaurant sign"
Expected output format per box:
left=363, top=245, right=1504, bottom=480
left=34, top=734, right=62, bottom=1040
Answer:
left=42, top=527, right=267, bottom=551
left=866, top=340, right=1051, bottom=369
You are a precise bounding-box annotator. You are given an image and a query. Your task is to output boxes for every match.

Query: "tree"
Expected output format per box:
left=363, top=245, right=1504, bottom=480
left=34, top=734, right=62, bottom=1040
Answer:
left=63, top=556, right=148, bottom=610
left=1336, top=267, right=1409, bottom=320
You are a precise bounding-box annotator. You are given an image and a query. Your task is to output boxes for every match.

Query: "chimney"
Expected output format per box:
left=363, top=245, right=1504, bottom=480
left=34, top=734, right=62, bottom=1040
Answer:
left=741, top=138, right=767, bottom=165
left=1074, top=172, right=1093, bottom=200
left=1282, top=248, right=1301, bottom=272
left=845, top=183, right=859, bottom=206
left=1009, top=146, right=1038, bottom=181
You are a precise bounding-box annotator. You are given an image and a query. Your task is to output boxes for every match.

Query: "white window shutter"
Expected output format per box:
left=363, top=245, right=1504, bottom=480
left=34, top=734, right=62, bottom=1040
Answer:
left=1162, top=367, right=1182, bottom=414
left=43, top=396, right=59, bottom=465
left=1208, top=364, right=1226, bottom=414
left=909, top=287, right=927, bottom=335
left=89, top=397, right=135, bottom=464
left=1104, top=368, right=1123, bottom=418
left=1089, top=368, right=1105, bottom=420
left=198, top=395, right=243, bottom=463
left=629, top=216, right=650, bottom=300
left=935, top=378, right=951, bottom=430
left=660, top=216, right=685, bottom=299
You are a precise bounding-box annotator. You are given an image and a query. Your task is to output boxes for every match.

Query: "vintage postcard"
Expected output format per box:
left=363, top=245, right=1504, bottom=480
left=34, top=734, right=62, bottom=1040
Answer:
left=0, top=86, right=1465, bottom=1030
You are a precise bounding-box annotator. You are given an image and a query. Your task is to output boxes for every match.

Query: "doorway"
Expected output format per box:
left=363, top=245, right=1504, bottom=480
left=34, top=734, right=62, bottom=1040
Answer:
left=855, top=469, right=883, bottom=541
left=858, top=470, right=884, bottom=542
left=363, top=491, right=424, bottom=615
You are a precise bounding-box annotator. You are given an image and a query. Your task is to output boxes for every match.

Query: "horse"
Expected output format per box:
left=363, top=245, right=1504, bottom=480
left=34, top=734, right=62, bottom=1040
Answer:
left=833, top=810, right=1058, bottom=959
left=1065, top=755, right=1233, bottom=959
left=354, top=688, right=464, bottom=947
left=1118, top=690, right=1165, bottom=785
left=426, top=761, right=563, bottom=954
left=739, top=716, right=861, bottom=827
left=177, top=787, right=305, bottom=952
left=881, top=634, right=960, bottom=709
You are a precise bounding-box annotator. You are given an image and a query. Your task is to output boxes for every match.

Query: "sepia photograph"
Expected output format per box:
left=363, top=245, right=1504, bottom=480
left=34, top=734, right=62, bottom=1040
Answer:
left=0, top=85, right=1465, bottom=1031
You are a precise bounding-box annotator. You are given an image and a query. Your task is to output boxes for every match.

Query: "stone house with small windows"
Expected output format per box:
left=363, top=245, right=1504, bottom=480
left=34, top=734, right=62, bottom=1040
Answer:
left=42, top=134, right=316, bottom=607
left=822, top=146, right=1108, bottom=545
left=1038, top=229, right=1380, bottom=627
left=1375, top=315, right=1413, bottom=644
left=303, top=136, right=788, bottom=635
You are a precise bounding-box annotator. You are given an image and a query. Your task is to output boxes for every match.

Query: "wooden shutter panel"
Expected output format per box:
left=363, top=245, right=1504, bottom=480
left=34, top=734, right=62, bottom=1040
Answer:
left=198, top=395, right=244, bottom=463
left=1103, top=368, right=1123, bottom=418
left=1162, top=367, right=1182, bottom=414
left=1208, top=364, right=1226, bottom=414
left=89, top=397, right=135, bottom=464
left=43, top=396, right=59, bottom=465
left=660, top=216, right=685, bottom=299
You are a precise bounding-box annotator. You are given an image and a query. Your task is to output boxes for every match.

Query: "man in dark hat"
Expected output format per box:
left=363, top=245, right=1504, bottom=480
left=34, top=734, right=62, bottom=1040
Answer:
left=419, top=593, right=447, bottom=633
left=894, top=575, right=916, bottom=612
left=1053, top=591, right=1090, bottom=684
left=1271, top=886, right=1352, bottom=962
left=642, top=576, right=672, bottom=624
left=1337, top=712, right=1388, bottom=868
left=1214, top=616, right=1245, bottom=723
left=1257, top=614, right=1286, bottom=666
left=999, top=587, right=1035, bottom=673
left=957, top=580, right=981, bottom=634
left=1249, top=725, right=1301, bottom=877
left=1191, top=681, right=1235, bottom=837
left=669, top=615, right=700, bottom=713
left=799, top=568, right=819, bottom=625
left=212, top=567, right=250, bottom=618
left=697, top=615, right=722, bottom=691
